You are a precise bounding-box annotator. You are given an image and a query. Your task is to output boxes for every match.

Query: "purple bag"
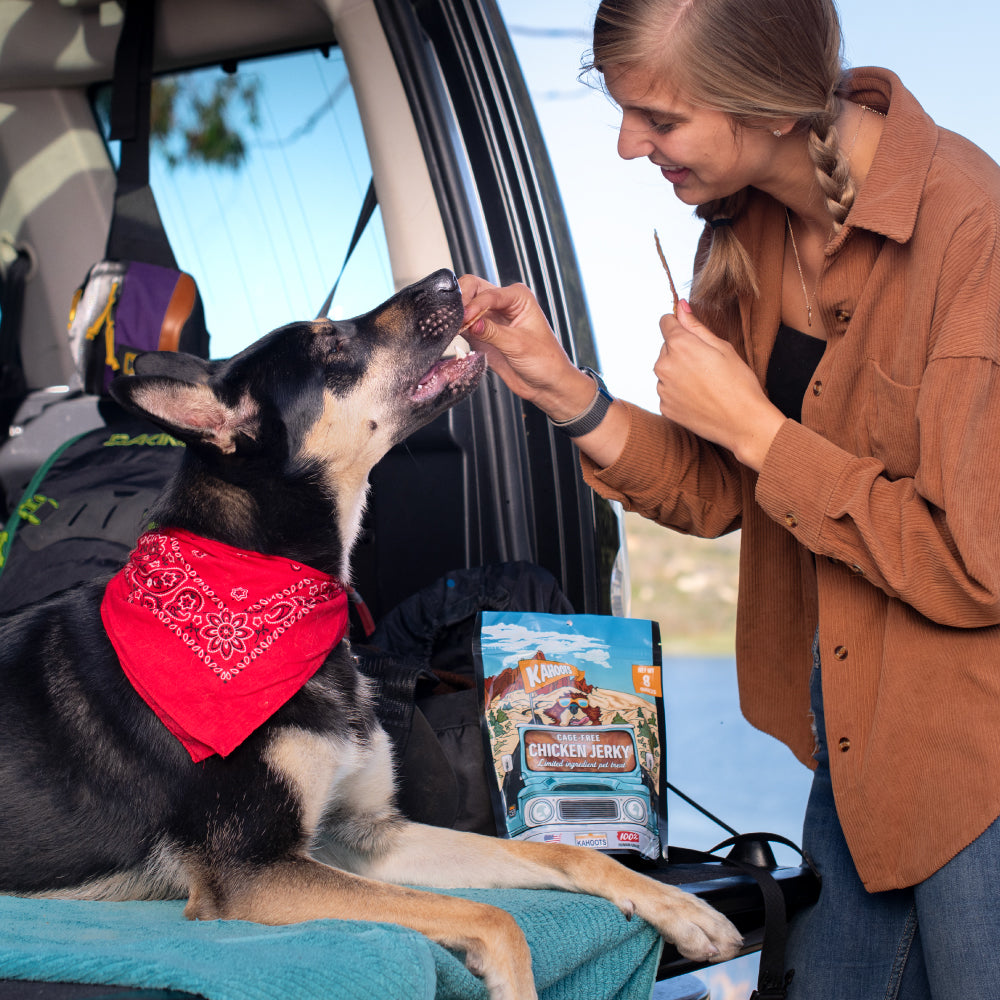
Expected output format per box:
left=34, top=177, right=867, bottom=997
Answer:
left=68, top=260, right=210, bottom=394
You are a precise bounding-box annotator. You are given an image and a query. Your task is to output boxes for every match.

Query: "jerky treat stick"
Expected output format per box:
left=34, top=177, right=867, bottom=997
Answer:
left=653, top=230, right=679, bottom=316
left=458, top=309, right=487, bottom=334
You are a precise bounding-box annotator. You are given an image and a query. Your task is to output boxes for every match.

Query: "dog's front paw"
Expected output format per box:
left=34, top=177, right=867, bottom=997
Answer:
left=630, top=882, right=743, bottom=963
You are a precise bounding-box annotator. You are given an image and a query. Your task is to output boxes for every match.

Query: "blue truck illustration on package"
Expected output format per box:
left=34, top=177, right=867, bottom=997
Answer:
left=475, top=611, right=666, bottom=860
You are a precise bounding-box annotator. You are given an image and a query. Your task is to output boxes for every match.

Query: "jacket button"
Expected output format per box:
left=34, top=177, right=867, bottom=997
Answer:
left=835, top=309, right=851, bottom=322
left=784, top=513, right=798, bottom=528
left=812, top=380, right=823, bottom=396
left=838, top=737, right=851, bottom=752
left=833, top=645, right=848, bottom=660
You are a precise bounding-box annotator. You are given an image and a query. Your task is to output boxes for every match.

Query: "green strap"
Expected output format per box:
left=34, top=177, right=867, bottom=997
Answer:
left=0, top=431, right=90, bottom=578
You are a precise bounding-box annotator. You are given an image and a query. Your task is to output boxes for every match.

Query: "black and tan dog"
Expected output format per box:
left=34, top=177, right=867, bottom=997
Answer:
left=0, top=270, right=741, bottom=999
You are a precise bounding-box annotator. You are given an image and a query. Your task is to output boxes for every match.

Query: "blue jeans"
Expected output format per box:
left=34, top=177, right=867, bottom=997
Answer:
left=785, top=656, right=1000, bottom=999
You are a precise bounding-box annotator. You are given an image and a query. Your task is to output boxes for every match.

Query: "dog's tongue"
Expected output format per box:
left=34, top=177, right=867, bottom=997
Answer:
left=411, top=352, right=484, bottom=403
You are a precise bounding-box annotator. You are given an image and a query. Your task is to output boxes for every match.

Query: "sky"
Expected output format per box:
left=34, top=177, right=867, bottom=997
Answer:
left=148, top=47, right=397, bottom=355
left=496, top=0, right=1000, bottom=410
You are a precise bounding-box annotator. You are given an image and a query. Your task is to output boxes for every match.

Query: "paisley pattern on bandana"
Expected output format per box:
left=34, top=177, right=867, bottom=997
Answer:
left=123, top=531, right=341, bottom=682
left=102, top=528, right=349, bottom=761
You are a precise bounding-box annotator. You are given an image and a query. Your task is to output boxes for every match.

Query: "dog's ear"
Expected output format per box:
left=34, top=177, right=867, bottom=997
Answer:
left=129, top=350, right=212, bottom=384
left=110, top=364, right=258, bottom=455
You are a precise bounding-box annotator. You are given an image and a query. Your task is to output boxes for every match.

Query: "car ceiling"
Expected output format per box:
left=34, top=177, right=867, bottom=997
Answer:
left=0, top=0, right=337, bottom=89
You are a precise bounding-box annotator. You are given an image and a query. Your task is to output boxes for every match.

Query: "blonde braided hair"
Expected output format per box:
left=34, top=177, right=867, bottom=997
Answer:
left=807, top=107, right=858, bottom=230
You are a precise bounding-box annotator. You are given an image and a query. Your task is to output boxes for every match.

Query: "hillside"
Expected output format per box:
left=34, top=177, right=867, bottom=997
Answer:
left=623, top=511, right=739, bottom=656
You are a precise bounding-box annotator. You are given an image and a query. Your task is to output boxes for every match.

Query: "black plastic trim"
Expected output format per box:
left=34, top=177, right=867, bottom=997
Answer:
left=373, top=0, right=620, bottom=613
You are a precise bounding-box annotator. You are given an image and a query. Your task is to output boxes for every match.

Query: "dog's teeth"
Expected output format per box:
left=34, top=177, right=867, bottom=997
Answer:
left=446, top=335, right=470, bottom=358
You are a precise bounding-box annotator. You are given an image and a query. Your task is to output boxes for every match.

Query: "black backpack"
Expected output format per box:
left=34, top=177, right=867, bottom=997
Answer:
left=0, top=407, right=185, bottom=615
left=356, top=562, right=574, bottom=833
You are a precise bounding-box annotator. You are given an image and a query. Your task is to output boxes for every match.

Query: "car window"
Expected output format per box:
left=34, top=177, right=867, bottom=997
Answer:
left=94, top=46, right=394, bottom=360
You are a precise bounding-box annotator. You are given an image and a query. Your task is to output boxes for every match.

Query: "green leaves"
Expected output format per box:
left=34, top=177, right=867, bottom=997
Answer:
left=151, top=75, right=260, bottom=170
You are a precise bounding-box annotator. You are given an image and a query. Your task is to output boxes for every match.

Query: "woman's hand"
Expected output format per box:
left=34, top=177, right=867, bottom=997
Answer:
left=458, top=275, right=596, bottom=421
left=459, top=274, right=630, bottom=467
left=656, top=301, right=786, bottom=471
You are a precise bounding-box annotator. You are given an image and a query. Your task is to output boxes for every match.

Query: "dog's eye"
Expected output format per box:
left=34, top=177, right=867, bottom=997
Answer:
left=323, top=322, right=356, bottom=355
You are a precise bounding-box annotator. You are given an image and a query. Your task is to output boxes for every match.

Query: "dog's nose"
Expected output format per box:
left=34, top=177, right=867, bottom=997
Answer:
left=425, top=269, right=459, bottom=294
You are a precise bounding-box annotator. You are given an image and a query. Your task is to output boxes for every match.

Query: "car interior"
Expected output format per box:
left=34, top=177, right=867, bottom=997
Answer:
left=0, top=0, right=627, bottom=623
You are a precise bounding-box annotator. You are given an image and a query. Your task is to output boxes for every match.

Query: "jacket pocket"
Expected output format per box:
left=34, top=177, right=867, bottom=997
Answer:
left=866, top=362, right=921, bottom=480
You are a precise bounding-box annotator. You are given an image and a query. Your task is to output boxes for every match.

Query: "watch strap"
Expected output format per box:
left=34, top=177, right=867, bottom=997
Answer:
left=550, top=367, right=614, bottom=437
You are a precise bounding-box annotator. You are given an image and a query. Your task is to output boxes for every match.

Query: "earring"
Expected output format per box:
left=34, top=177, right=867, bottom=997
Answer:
left=773, top=129, right=782, bottom=137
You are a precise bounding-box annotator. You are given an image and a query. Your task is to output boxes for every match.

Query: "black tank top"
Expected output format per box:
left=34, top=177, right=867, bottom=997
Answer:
left=766, top=324, right=826, bottom=422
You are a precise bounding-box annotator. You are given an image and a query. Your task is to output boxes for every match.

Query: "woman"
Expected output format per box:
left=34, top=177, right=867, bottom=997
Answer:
left=459, top=0, right=1000, bottom=996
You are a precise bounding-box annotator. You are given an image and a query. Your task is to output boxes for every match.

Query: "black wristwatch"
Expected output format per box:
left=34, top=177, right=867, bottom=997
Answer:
left=550, top=367, right=614, bottom=438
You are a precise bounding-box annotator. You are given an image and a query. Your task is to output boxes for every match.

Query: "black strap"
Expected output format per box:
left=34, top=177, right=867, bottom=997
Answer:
left=353, top=649, right=433, bottom=747
left=669, top=833, right=815, bottom=1000
left=316, top=177, right=377, bottom=318
left=104, top=0, right=177, bottom=268
left=713, top=834, right=798, bottom=1000
left=667, top=780, right=740, bottom=838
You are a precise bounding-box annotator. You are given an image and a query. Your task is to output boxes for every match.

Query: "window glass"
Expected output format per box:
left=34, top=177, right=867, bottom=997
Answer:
left=95, top=47, right=393, bottom=359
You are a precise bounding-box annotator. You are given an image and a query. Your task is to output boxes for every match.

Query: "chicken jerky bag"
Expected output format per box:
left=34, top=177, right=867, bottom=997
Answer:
left=474, top=611, right=666, bottom=860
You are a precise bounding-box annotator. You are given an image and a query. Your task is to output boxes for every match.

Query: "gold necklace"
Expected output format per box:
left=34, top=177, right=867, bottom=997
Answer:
left=785, top=105, right=883, bottom=328
left=846, top=105, right=868, bottom=161
left=786, top=208, right=816, bottom=328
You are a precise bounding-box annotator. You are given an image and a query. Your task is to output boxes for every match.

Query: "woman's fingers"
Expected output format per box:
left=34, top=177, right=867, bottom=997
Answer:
left=655, top=303, right=784, bottom=469
left=456, top=274, right=578, bottom=409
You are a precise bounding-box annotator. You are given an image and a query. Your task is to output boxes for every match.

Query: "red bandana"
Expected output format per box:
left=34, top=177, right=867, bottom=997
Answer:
left=102, top=528, right=349, bottom=761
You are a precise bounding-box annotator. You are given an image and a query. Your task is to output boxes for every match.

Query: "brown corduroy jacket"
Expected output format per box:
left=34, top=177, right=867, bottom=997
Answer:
left=581, top=68, right=1000, bottom=891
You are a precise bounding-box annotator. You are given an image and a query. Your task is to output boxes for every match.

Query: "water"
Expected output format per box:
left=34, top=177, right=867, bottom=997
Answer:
left=661, top=656, right=813, bottom=999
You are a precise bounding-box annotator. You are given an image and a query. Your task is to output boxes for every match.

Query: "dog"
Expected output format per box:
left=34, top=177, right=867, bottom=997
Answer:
left=0, top=270, right=742, bottom=999
left=542, top=686, right=603, bottom=726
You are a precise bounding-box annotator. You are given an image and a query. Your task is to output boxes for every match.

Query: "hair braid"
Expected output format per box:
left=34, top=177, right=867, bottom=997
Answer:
left=807, top=98, right=857, bottom=230
left=690, top=192, right=758, bottom=308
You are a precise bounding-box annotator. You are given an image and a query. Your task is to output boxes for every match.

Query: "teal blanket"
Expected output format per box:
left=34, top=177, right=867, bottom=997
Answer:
left=0, top=888, right=662, bottom=1000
